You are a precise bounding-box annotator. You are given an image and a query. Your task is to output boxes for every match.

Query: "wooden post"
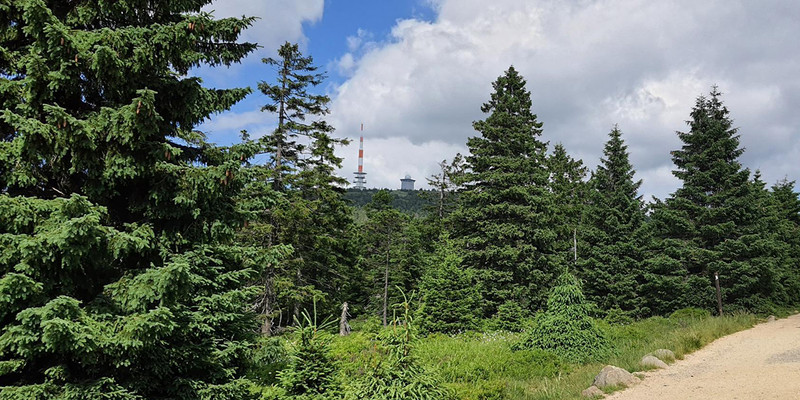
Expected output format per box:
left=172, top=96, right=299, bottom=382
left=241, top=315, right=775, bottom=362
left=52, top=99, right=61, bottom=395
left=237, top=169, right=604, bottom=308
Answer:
left=715, top=272, right=723, bottom=316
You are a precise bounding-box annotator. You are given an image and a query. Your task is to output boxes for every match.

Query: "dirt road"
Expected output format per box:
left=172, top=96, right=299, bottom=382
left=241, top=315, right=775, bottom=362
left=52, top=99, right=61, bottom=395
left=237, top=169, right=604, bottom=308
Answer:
left=605, top=313, right=800, bottom=400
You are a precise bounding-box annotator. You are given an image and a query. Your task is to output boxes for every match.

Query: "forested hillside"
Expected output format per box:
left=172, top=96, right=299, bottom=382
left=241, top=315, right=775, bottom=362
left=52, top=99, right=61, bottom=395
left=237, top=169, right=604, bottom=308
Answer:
left=344, top=188, right=434, bottom=215
left=1, top=2, right=798, bottom=399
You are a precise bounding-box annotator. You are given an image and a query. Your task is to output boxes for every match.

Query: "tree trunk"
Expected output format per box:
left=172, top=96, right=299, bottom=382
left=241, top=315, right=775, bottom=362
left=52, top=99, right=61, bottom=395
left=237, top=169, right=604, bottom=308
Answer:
left=383, top=235, right=391, bottom=327
left=293, top=266, right=301, bottom=324
left=339, top=302, right=351, bottom=336
left=260, top=275, right=275, bottom=336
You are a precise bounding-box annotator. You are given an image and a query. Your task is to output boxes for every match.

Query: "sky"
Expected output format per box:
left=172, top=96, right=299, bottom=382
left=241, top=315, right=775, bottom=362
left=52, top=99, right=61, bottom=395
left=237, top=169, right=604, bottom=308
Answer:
left=195, top=0, right=800, bottom=200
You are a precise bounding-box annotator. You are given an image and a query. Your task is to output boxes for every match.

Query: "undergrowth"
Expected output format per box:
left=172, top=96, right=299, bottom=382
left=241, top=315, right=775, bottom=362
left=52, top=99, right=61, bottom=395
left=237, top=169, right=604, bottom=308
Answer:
left=253, top=311, right=762, bottom=400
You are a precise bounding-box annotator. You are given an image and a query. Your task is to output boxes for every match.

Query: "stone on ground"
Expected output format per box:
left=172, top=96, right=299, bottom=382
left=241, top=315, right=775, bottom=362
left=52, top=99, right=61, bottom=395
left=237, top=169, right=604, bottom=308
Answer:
left=582, top=385, right=605, bottom=398
left=767, top=315, right=776, bottom=322
left=650, top=348, right=676, bottom=362
left=641, top=355, right=668, bottom=369
left=592, top=365, right=641, bottom=388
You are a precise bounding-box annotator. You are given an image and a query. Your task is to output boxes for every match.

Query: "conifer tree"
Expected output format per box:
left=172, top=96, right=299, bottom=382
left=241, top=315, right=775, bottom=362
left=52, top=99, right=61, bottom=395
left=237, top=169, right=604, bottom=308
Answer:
left=426, top=153, right=466, bottom=221
left=279, top=312, right=340, bottom=400
left=450, top=66, right=558, bottom=314
left=514, top=273, right=609, bottom=363
left=644, top=88, right=778, bottom=314
left=360, top=191, right=413, bottom=326
left=0, top=2, right=271, bottom=398
left=547, top=144, right=588, bottom=264
left=346, top=298, right=450, bottom=400
left=578, top=126, right=645, bottom=315
left=255, top=42, right=354, bottom=327
left=770, top=179, right=800, bottom=304
left=417, top=235, right=482, bottom=334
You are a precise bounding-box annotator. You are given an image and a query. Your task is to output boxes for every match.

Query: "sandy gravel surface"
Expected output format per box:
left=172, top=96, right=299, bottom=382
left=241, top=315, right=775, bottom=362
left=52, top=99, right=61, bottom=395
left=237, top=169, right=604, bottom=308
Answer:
left=605, top=313, right=800, bottom=400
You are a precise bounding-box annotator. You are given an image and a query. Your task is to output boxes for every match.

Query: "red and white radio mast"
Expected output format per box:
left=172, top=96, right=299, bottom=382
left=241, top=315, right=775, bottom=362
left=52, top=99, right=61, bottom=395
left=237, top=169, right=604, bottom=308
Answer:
left=353, top=124, right=367, bottom=190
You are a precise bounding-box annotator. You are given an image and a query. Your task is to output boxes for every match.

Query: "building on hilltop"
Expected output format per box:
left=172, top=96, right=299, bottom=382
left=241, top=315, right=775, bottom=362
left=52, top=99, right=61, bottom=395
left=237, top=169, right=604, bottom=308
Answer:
left=400, top=174, right=415, bottom=191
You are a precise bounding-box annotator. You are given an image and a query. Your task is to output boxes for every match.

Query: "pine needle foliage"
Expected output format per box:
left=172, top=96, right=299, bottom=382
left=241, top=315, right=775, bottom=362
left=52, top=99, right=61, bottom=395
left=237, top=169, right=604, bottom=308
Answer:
left=346, top=296, right=451, bottom=400
left=278, top=312, right=340, bottom=400
left=0, top=1, right=273, bottom=398
left=578, top=126, right=645, bottom=315
left=417, top=235, right=482, bottom=334
left=515, top=273, right=609, bottom=363
left=450, top=66, right=558, bottom=315
left=643, top=87, right=781, bottom=314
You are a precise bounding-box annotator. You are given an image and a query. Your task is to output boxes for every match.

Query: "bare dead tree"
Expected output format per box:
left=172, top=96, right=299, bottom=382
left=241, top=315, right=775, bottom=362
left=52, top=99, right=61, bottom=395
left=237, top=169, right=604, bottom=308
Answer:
left=339, top=302, right=351, bottom=336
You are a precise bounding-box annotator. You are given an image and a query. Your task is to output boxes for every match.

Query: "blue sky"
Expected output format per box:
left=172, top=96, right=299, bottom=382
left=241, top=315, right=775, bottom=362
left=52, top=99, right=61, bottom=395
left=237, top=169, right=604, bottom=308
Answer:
left=195, top=0, right=436, bottom=146
left=195, top=0, right=800, bottom=198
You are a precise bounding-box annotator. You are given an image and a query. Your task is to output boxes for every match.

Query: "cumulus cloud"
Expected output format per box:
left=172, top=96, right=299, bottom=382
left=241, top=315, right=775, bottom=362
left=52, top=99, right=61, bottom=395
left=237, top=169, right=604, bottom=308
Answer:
left=329, top=0, right=800, bottom=199
left=202, top=0, right=324, bottom=55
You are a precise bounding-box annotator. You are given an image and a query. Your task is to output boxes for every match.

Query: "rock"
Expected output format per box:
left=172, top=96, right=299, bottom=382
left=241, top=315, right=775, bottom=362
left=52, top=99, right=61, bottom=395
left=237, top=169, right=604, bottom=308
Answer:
left=767, top=315, right=776, bottom=322
left=641, top=355, right=668, bottom=369
left=650, top=348, right=676, bottom=362
left=592, top=365, right=641, bottom=388
left=582, top=385, right=605, bottom=398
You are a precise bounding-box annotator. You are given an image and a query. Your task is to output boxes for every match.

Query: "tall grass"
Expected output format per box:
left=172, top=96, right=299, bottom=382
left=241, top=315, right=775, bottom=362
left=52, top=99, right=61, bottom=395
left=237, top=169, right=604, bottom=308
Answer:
left=255, top=311, right=761, bottom=399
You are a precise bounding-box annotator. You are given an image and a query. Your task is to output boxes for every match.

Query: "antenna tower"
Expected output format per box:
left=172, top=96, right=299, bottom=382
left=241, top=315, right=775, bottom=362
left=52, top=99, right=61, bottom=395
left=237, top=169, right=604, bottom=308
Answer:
left=353, top=124, right=367, bottom=190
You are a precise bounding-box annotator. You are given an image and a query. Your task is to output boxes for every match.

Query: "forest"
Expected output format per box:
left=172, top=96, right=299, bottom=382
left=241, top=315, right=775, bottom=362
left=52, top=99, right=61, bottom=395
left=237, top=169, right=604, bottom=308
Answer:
left=1, top=2, right=799, bottom=400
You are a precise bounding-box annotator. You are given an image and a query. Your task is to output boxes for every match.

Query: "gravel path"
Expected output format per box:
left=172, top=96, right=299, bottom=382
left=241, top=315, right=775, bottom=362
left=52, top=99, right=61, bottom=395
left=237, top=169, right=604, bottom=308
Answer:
left=605, top=313, right=800, bottom=400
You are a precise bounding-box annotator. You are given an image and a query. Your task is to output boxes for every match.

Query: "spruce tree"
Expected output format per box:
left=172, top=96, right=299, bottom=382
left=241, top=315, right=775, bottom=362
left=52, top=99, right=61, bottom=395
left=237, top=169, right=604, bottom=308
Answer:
left=255, top=42, right=355, bottom=327
left=514, top=273, right=609, bottom=363
left=450, top=66, right=558, bottom=314
left=0, top=2, right=270, bottom=398
left=360, top=191, right=412, bottom=326
left=770, top=179, right=800, bottom=304
left=547, top=144, right=588, bottom=265
left=417, top=234, right=482, bottom=334
left=578, top=126, right=645, bottom=315
left=644, top=88, right=777, bottom=314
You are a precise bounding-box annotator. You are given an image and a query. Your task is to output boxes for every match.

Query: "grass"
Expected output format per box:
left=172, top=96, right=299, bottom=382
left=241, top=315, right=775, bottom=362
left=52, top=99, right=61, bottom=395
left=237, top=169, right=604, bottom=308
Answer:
left=253, top=311, right=766, bottom=399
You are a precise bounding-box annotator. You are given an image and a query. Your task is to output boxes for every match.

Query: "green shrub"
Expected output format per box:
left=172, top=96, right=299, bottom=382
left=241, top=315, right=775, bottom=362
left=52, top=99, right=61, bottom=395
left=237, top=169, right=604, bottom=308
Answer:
left=487, top=301, right=530, bottom=332
left=604, top=307, right=634, bottom=325
left=279, top=313, right=340, bottom=399
left=418, top=238, right=483, bottom=334
left=450, top=379, right=506, bottom=400
left=346, top=298, right=451, bottom=400
left=514, top=273, right=609, bottom=363
left=250, top=337, right=289, bottom=385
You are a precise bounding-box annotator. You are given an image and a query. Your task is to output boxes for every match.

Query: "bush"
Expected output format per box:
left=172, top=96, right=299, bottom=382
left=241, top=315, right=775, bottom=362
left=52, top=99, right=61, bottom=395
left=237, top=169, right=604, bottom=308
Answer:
left=604, top=307, right=634, bottom=325
left=346, top=298, right=451, bottom=400
left=250, top=337, right=289, bottom=385
left=418, top=236, right=483, bottom=334
left=514, top=273, right=609, bottom=363
left=487, top=301, right=530, bottom=332
left=278, top=313, right=340, bottom=399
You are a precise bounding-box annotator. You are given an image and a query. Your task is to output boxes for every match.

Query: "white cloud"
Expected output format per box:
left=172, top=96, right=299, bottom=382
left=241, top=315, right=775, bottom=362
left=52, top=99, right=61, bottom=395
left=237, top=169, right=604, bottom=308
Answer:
left=202, top=0, right=324, bottom=55
left=329, top=0, right=800, bottom=198
left=338, top=136, right=465, bottom=191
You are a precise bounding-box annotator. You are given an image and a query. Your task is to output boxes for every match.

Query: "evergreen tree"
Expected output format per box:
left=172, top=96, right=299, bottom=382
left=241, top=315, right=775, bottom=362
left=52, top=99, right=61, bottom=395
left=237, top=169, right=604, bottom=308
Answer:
left=279, top=313, right=340, bottom=400
left=259, top=42, right=332, bottom=191
left=254, top=42, right=355, bottom=328
left=578, top=126, right=645, bottom=315
left=360, top=191, right=414, bottom=326
left=426, top=153, right=466, bottom=221
left=644, top=88, right=778, bottom=315
left=0, top=2, right=272, bottom=398
left=514, top=273, right=609, bottom=363
left=547, top=144, right=588, bottom=264
left=417, top=235, right=482, bottom=334
left=450, top=66, right=558, bottom=315
left=346, top=298, right=450, bottom=400
left=770, top=179, right=800, bottom=304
